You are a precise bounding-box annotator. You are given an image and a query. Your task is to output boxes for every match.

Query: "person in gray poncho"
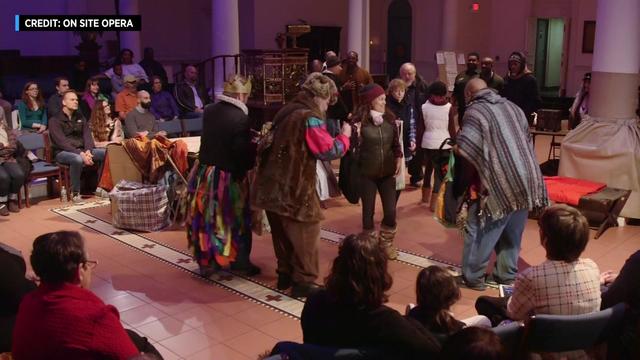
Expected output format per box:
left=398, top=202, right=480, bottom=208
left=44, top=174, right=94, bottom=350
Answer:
left=455, top=78, right=548, bottom=291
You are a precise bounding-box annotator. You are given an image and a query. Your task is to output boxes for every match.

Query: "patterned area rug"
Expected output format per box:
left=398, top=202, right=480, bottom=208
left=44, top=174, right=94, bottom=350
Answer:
left=51, top=201, right=467, bottom=319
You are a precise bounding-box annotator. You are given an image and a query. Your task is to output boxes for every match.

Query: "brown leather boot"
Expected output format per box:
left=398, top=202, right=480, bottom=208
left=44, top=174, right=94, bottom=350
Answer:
left=421, top=187, right=431, bottom=203
left=379, top=225, right=398, bottom=260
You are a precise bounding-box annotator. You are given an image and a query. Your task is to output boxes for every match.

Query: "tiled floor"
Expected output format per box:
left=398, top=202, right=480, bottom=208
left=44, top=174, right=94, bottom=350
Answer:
left=3, top=135, right=639, bottom=359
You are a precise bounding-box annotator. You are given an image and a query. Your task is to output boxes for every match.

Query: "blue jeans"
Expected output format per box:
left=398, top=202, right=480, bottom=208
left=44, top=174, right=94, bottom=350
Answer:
left=55, top=149, right=106, bottom=193
left=462, top=201, right=528, bottom=285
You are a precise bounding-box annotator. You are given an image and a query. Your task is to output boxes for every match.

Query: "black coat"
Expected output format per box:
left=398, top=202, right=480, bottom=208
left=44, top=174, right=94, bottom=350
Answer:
left=405, top=75, right=430, bottom=142
left=501, top=73, right=542, bottom=123
left=301, top=290, right=440, bottom=360
left=323, top=71, right=349, bottom=137
left=387, top=96, right=413, bottom=156
left=174, top=82, right=210, bottom=114
left=198, top=98, right=255, bottom=179
left=0, top=244, right=37, bottom=352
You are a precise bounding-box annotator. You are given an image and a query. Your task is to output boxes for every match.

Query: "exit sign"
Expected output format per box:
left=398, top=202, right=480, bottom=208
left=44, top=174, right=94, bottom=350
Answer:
left=471, top=2, right=480, bottom=12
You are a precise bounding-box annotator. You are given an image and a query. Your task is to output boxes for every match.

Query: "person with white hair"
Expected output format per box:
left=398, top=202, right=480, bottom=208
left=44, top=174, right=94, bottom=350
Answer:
left=252, top=73, right=352, bottom=298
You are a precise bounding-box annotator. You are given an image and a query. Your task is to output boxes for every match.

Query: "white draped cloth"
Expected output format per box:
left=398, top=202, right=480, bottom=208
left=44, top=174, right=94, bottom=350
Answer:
left=559, top=115, right=640, bottom=218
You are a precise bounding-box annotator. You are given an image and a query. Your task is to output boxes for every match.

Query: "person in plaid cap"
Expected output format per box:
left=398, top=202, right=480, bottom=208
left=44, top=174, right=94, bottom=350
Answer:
left=186, top=74, right=260, bottom=277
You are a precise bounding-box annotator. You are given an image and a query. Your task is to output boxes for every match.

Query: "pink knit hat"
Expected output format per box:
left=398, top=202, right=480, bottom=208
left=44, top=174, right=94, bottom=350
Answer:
left=359, top=84, right=385, bottom=105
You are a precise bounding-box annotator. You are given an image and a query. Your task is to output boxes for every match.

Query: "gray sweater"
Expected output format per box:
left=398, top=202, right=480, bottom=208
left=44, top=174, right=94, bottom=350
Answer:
left=124, top=107, right=158, bottom=138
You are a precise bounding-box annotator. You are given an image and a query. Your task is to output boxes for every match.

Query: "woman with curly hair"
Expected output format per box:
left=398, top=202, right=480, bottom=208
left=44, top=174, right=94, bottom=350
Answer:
left=301, top=233, right=440, bottom=359
left=89, top=100, right=123, bottom=148
left=17, top=81, right=47, bottom=132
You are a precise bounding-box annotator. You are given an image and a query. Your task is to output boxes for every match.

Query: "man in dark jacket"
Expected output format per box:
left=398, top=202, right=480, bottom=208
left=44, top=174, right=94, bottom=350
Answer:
left=399, top=62, right=429, bottom=186
left=322, top=55, right=348, bottom=136
left=139, top=47, right=168, bottom=86
left=501, top=51, right=542, bottom=126
left=452, top=53, right=480, bottom=125
left=175, top=65, right=210, bottom=118
left=49, top=90, right=105, bottom=203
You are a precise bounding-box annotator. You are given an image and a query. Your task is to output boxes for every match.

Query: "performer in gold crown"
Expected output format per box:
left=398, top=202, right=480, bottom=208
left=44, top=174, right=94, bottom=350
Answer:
left=186, top=74, right=261, bottom=277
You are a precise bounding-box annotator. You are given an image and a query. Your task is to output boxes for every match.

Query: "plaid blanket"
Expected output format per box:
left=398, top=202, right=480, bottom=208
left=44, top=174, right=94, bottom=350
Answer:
left=457, top=88, right=548, bottom=221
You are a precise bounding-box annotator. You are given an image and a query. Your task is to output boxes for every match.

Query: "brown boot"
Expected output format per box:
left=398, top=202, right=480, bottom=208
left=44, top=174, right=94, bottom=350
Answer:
left=8, top=200, right=20, bottom=213
left=379, top=225, right=398, bottom=260
left=429, top=192, right=437, bottom=212
left=421, top=187, right=431, bottom=203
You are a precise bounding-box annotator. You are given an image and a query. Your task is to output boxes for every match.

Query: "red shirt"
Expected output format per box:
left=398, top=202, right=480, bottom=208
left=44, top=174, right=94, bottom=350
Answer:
left=12, top=283, right=138, bottom=360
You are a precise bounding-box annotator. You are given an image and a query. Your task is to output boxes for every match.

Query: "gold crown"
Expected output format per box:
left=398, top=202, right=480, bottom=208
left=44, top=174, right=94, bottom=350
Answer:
left=223, top=75, right=252, bottom=94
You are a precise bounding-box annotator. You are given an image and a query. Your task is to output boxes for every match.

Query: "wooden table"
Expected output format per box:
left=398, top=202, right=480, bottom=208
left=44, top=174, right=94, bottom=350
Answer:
left=175, top=136, right=200, bottom=154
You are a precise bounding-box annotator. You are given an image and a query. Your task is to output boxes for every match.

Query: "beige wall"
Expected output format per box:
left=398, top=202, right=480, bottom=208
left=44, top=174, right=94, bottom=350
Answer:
left=251, top=0, right=348, bottom=53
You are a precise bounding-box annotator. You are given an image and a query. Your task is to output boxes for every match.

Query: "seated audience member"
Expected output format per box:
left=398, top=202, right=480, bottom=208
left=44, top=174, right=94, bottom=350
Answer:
left=0, top=242, right=37, bottom=352
left=80, top=77, right=109, bottom=119
left=506, top=204, right=600, bottom=319
left=139, top=47, right=168, bottom=85
left=90, top=100, right=123, bottom=147
left=124, top=91, right=166, bottom=139
left=104, top=48, right=149, bottom=83
left=476, top=204, right=601, bottom=324
left=601, top=250, right=640, bottom=359
left=49, top=91, right=105, bottom=203
left=476, top=204, right=600, bottom=359
left=0, top=92, right=12, bottom=126
left=406, top=266, right=491, bottom=336
left=17, top=81, right=47, bottom=132
left=107, top=62, right=126, bottom=100
left=440, top=327, right=507, bottom=360
left=115, top=75, right=139, bottom=119
left=12, top=231, right=162, bottom=359
left=175, top=65, right=209, bottom=117
left=47, top=77, right=70, bottom=118
left=602, top=249, right=640, bottom=311
left=301, top=233, right=440, bottom=359
left=0, top=112, right=25, bottom=215
left=150, top=76, right=179, bottom=120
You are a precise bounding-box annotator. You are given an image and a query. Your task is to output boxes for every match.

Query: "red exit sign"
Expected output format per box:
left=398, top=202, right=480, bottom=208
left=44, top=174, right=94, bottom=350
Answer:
left=471, top=2, right=480, bottom=12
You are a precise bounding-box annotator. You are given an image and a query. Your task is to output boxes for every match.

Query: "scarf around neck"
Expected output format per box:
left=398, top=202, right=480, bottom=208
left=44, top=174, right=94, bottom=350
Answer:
left=370, top=110, right=384, bottom=126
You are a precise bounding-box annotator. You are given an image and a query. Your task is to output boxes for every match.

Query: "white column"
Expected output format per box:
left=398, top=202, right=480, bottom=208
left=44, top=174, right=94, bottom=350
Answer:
left=212, top=0, right=240, bottom=96
left=119, top=0, right=142, bottom=62
left=559, top=0, right=640, bottom=219
left=589, top=0, right=639, bottom=118
left=441, top=0, right=458, bottom=50
left=348, top=0, right=370, bottom=70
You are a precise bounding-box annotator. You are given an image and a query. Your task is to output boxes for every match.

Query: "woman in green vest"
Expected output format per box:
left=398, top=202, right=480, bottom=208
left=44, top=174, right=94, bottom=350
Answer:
left=351, top=84, right=403, bottom=259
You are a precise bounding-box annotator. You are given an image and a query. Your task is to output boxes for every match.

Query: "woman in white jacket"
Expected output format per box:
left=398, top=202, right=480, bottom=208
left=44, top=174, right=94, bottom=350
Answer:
left=421, top=81, right=451, bottom=211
